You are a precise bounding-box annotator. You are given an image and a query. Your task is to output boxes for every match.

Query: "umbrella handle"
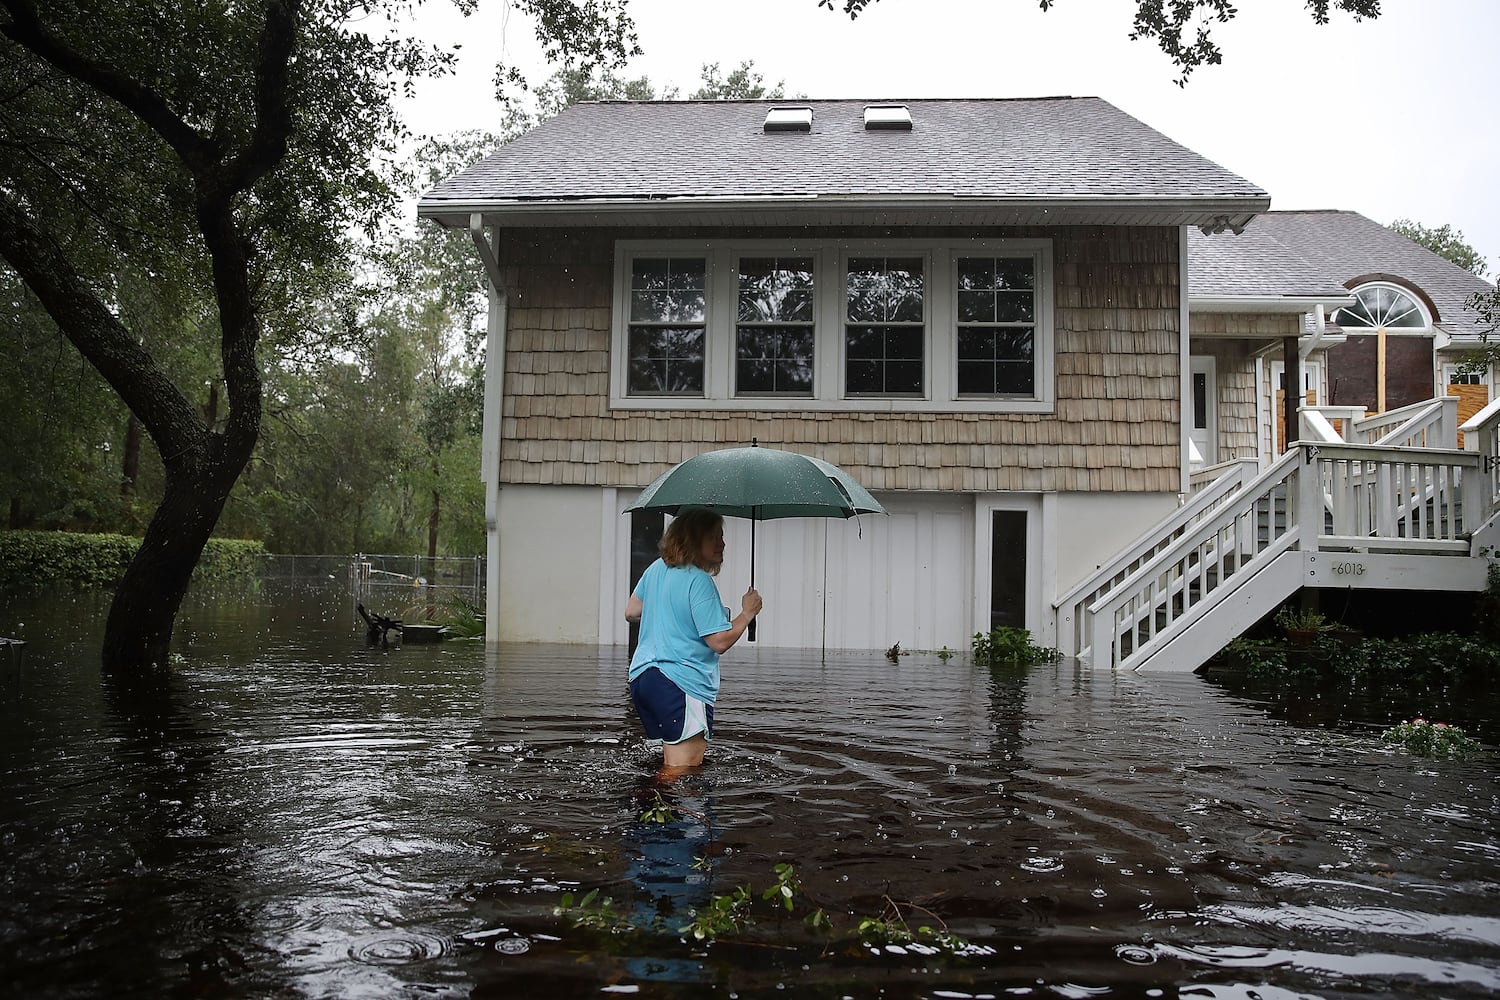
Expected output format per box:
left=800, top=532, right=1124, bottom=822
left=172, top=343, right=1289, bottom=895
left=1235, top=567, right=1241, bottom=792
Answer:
left=748, top=515, right=757, bottom=642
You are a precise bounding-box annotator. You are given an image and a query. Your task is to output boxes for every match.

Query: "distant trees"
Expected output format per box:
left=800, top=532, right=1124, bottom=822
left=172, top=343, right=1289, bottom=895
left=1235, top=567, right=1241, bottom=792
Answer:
left=1389, top=219, right=1490, bottom=278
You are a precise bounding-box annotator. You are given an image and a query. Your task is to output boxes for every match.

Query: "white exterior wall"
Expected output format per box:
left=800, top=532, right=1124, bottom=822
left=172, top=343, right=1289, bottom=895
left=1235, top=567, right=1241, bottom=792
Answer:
left=1051, top=492, right=1180, bottom=600
left=496, top=484, right=603, bottom=642
left=495, top=485, right=1181, bottom=653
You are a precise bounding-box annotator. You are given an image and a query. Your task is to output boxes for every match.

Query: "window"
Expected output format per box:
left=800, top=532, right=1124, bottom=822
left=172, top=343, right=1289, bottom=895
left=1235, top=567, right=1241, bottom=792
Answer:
left=611, top=239, right=1053, bottom=413
left=736, top=257, right=815, bottom=396
left=956, top=256, right=1035, bottom=396
left=845, top=256, right=925, bottom=396
left=626, top=257, right=706, bottom=395
left=1334, top=282, right=1429, bottom=331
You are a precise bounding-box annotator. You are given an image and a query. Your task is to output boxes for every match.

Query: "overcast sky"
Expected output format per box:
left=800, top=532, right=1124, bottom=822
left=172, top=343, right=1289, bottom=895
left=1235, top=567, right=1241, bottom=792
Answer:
left=406, top=0, right=1499, bottom=275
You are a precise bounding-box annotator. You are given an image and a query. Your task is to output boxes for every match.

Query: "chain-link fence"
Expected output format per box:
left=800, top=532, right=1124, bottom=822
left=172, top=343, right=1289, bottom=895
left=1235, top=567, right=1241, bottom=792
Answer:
left=350, top=554, right=485, bottom=625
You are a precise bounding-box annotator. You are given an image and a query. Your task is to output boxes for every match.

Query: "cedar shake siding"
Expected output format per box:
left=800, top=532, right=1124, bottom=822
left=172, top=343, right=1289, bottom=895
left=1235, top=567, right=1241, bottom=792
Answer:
left=497, top=225, right=1183, bottom=493
left=1189, top=313, right=1300, bottom=463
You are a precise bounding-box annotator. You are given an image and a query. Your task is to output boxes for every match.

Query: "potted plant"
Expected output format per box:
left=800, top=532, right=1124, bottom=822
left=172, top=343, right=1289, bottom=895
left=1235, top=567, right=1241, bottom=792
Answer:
left=1273, top=605, right=1330, bottom=647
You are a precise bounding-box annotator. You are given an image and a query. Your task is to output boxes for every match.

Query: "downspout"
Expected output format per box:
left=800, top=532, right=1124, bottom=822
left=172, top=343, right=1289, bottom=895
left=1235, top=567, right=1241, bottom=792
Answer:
left=470, top=214, right=507, bottom=644
left=1299, top=304, right=1327, bottom=359
left=1179, top=226, right=1193, bottom=493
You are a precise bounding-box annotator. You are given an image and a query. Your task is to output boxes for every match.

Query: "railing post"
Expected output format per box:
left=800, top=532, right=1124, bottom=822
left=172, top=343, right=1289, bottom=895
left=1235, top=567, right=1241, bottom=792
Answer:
left=1440, top=396, right=1458, bottom=450
left=1294, top=445, right=1322, bottom=552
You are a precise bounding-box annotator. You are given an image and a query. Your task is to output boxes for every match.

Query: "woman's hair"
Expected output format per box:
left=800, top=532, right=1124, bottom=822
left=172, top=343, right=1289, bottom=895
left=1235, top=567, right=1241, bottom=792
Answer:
left=660, top=508, right=724, bottom=574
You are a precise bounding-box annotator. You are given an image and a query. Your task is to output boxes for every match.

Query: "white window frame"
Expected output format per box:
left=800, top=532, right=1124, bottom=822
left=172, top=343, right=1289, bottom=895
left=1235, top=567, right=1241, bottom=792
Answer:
left=610, top=238, right=1055, bottom=413
left=1335, top=281, right=1432, bottom=334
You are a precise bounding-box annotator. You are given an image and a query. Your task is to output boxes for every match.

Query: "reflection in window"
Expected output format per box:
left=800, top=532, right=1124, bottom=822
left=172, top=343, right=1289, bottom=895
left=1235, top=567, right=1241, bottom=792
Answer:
left=736, top=257, right=815, bottom=395
left=846, top=256, right=924, bottom=395
left=1334, top=284, right=1428, bottom=330
left=628, top=258, right=706, bottom=394
left=956, top=257, right=1035, bottom=395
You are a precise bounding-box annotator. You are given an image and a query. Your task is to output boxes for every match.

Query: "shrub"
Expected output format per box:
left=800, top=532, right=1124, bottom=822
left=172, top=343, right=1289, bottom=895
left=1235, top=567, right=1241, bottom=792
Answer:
left=0, top=530, right=265, bottom=591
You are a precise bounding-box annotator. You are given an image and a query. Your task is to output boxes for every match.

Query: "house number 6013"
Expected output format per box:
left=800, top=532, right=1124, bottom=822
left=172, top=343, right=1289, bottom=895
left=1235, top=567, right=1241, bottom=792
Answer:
left=1333, top=562, right=1366, bottom=576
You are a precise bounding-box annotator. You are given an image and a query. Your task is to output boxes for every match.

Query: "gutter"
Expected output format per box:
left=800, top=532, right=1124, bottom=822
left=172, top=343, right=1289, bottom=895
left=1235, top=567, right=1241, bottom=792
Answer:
left=418, top=192, right=1269, bottom=228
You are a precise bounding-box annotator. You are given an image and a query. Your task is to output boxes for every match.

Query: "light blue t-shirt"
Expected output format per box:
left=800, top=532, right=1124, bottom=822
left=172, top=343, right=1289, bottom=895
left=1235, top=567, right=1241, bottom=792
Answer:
left=628, top=558, right=732, bottom=705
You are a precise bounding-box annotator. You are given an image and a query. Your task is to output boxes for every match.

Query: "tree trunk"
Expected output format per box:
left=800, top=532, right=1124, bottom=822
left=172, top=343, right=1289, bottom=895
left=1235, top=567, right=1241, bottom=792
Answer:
left=120, top=414, right=142, bottom=497
left=427, top=459, right=440, bottom=561
left=102, top=431, right=253, bottom=673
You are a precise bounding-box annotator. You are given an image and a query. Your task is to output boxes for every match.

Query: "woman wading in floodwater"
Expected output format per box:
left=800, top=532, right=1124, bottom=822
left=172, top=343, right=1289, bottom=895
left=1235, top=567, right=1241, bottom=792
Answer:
left=624, top=508, right=762, bottom=774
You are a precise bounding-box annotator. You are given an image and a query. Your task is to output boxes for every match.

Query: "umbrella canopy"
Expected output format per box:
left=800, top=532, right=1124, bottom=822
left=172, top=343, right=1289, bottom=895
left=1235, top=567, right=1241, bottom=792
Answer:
left=624, top=445, right=885, bottom=521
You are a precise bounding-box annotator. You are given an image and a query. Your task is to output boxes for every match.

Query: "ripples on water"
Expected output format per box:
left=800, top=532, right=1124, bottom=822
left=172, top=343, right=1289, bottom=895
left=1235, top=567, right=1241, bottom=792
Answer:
left=0, top=584, right=1496, bottom=998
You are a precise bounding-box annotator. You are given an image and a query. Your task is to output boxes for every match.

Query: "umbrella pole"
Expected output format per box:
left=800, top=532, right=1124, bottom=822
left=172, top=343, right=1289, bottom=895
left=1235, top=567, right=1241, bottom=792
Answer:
left=748, top=512, right=757, bottom=642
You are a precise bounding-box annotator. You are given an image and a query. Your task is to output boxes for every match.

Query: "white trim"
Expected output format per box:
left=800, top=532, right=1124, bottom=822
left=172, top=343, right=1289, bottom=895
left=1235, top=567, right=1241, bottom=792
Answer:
left=973, top=493, right=1044, bottom=641
left=1191, top=294, right=1354, bottom=315
left=1189, top=355, right=1218, bottom=466
left=597, top=487, right=619, bottom=644
left=479, top=230, right=508, bottom=645
left=610, top=237, right=1056, bottom=414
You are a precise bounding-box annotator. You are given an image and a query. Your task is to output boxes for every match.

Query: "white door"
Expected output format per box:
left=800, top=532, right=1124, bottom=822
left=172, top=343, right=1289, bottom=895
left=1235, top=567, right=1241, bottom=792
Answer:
left=1189, top=356, right=1217, bottom=465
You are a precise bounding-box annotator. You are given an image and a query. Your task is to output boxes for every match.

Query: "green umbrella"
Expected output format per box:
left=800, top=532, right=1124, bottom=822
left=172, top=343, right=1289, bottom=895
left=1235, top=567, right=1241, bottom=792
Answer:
left=623, top=441, right=886, bottom=639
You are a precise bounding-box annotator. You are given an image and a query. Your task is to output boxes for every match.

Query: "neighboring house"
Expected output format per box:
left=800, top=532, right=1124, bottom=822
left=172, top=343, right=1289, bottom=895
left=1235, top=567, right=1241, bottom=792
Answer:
left=417, top=98, right=1496, bottom=663
left=1193, top=212, right=1496, bottom=460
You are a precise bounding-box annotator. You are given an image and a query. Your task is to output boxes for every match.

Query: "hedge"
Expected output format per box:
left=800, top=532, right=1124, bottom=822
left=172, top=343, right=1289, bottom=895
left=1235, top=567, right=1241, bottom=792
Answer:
left=0, top=530, right=267, bottom=591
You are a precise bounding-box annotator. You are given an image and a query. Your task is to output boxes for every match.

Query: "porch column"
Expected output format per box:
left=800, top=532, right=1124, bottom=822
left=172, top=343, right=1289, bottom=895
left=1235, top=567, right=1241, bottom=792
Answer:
left=1282, top=336, right=1301, bottom=452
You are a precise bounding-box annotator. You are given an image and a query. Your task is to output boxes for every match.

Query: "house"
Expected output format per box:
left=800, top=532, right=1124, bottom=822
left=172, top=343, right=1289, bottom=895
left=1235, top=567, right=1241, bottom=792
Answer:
left=1191, top=211, right=1496, bottom=460
left=418, top=98, right=1500, bottom=668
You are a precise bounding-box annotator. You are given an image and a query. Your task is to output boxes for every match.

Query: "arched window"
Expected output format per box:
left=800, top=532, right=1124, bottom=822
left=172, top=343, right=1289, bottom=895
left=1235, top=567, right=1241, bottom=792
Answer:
left=1334, top=282, right=1430, bottom=330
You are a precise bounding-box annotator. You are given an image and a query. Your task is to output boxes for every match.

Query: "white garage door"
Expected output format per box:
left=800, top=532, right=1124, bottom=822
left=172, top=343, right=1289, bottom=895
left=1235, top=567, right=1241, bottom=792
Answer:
left=714, top=492, right=974, bottom=651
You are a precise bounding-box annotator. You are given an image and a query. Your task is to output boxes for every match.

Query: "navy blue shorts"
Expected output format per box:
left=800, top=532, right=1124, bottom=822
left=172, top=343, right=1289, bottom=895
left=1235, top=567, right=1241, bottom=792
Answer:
left=629, top=667, right=713, bottom=744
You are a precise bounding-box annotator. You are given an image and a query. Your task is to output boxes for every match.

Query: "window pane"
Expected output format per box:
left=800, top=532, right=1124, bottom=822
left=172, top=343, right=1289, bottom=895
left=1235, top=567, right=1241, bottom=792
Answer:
left=885, top=326, right=924, bottom=360
left=958, top=289, right=994, bottom=323
left=736, top=325, right=814, bottom=395
left=846, top=257, right=924, bottom=323
left=738, top=256, right=815, bottom=323
left=955, top=257, right=1038, bottom=397
left=631, top=258, right=669, bottom=291
left=846, top=325, right=885, bottom=359
left=632, top=258, right=706, bottom=322
left=846, top=359, right=882, bottom=394
left=957, top=258, right=993, bottom=290
left=994, top=290, right=1033, bottom=323
left=627, top=325, right=704, bottom=394
left=884, top=361, right=923, bottom=394
left=957, top=328, right=1034, bottom=395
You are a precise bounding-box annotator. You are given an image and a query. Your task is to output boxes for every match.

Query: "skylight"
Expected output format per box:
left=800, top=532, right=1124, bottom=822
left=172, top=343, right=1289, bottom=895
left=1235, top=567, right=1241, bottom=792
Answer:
left=864, top=104, right=912, bottom=130
left=763, top=106, right=813, bottom=132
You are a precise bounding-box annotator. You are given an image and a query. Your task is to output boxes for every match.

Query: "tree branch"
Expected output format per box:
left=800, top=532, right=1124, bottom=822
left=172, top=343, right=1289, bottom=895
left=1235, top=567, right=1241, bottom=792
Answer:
left=0, top=0, right=214, bottom=171
left=0, top=192, right=206, bottom=462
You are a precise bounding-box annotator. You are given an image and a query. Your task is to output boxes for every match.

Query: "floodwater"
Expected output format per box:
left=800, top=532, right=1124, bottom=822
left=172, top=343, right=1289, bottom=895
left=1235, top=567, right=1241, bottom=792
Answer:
left=1, top=584, right=1497, bottom=999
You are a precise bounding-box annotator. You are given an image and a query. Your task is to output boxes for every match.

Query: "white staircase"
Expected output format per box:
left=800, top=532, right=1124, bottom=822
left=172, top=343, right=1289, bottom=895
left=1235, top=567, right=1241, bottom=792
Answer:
left=1056, top=396, right=1500, bottom=672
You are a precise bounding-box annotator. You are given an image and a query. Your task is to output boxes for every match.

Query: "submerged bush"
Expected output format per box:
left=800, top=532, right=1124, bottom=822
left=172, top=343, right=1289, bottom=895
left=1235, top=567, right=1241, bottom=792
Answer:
left=972, top=626, right=1059, bottom=666
left=1381, top=719, right=1483, bottom=759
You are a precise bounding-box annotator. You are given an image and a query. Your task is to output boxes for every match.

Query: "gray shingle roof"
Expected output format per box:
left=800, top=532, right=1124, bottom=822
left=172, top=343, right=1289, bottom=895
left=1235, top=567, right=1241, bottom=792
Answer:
left=1188, top=224, right=1350, bottom=303
left=420, top=97, right=1267, bottom=223
left=1196, top=211, right=1495, bottom=336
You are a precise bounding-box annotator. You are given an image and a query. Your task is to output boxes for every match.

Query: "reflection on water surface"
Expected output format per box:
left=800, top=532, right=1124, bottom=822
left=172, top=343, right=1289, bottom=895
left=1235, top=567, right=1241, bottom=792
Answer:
left=0, top=584, right=1496, bottom=998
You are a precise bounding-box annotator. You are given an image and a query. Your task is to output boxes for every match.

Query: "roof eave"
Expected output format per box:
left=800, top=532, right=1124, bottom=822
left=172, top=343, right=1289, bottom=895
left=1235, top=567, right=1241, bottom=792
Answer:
left=417, top=193, right=1270, bottom=230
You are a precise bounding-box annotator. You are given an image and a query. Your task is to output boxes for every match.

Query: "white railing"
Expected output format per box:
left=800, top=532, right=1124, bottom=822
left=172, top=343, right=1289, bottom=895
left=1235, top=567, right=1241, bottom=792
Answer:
left=1085, top=449, right=1299, bottom=669
left=1461, top=395, right=1500, bottom=514
left=1054, top=457, right=1264, bottom=658
left=1080, top=440, right=1485, bottom=671
left=1188, top=456, right=1262, bottom=494
left=1351, top=396, right=1458, bottom=448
